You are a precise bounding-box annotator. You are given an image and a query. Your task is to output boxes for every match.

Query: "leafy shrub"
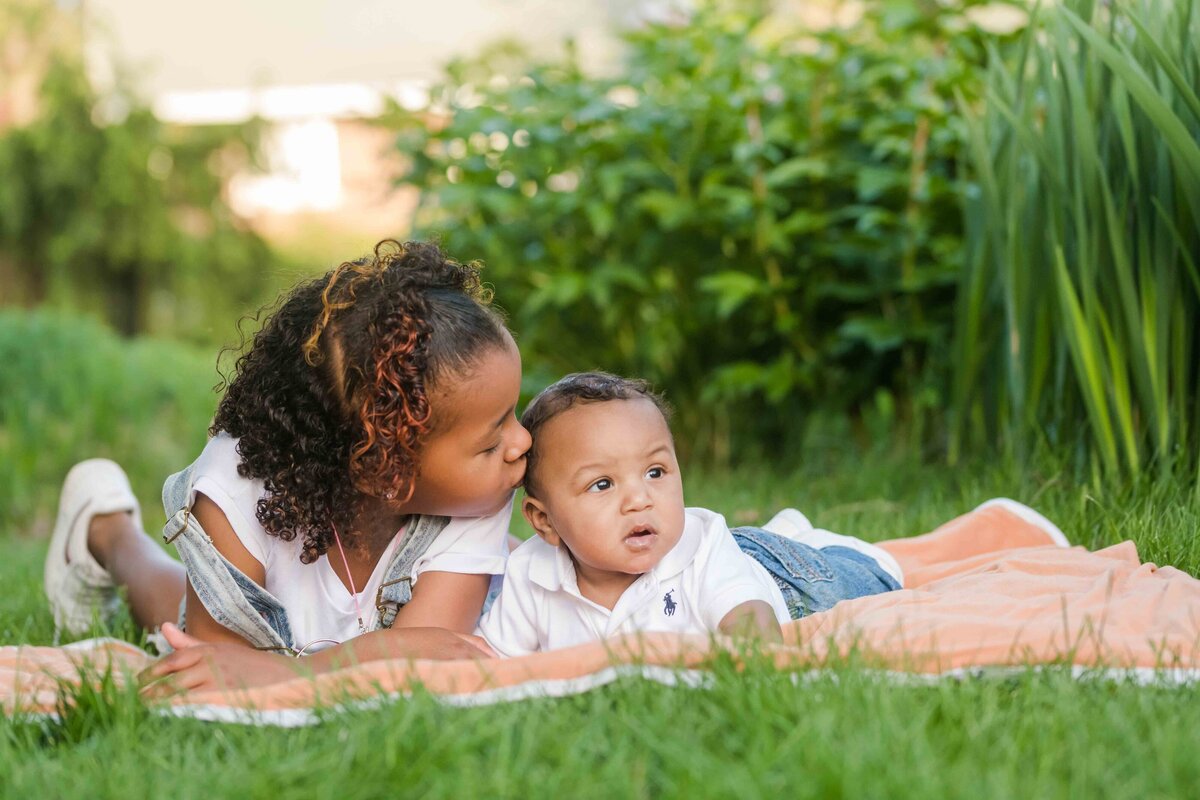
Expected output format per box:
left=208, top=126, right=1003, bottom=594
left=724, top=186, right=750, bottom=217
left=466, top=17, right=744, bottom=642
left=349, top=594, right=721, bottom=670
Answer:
left=389, top=0, right=1013, bottom=461
left=954, top=0, right=1200, bottom=475
left=0, top=311, right=219, bottom=534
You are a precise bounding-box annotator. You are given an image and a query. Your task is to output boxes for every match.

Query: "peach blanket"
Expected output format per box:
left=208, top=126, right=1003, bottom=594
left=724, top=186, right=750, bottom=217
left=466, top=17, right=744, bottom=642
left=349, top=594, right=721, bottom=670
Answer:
left=4, top=503, right=1198, bottom=725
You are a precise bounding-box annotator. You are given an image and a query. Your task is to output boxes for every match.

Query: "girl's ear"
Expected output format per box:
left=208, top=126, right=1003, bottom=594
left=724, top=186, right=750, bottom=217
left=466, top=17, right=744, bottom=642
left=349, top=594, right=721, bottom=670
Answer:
left=522, top=496, right=561, bottom=547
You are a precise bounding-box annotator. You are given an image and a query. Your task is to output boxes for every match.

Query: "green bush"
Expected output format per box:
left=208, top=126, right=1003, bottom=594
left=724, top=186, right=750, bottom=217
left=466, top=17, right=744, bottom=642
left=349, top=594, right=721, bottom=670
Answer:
left=389, top=0, right=1013, bottom=461
left=954, top=0, right=1200, bottom=476
left=0, top=311, right=220, bottom=534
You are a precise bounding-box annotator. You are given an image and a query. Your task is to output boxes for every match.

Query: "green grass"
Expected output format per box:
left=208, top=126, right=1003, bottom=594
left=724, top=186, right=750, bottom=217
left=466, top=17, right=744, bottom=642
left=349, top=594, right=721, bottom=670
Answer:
left=3, top=445, right=1200, bottom=798
left=1, top=665, right=1199, bottom=798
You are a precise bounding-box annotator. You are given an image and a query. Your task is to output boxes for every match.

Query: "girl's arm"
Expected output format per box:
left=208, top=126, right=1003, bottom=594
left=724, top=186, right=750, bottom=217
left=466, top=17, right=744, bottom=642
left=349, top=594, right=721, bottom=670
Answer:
left=142, top=623, right=491, bottom=695
left=292, top=571, right=495, bottom=675
left=181, top=494, right=267, bottom=646
left=142, top=499, right=494, bottom=694
left=389, top=570, right=491, bottom=633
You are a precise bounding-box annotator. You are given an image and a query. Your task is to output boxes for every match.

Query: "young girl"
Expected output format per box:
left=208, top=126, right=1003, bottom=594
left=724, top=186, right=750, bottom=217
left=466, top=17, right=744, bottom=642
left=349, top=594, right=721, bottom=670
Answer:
left=43, top=240, right=531, bottom=691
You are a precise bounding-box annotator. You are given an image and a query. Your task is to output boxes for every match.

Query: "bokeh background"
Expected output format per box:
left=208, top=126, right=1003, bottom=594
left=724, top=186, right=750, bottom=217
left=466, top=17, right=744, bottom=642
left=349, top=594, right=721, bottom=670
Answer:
left=2, top=0, right=1197, bottom=535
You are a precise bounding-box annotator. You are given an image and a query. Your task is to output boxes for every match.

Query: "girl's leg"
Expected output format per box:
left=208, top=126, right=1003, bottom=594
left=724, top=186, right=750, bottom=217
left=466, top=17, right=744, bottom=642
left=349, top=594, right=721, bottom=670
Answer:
left=88, top=511, right=185, bottom=630
left=45, top=459, right=184, bottom=635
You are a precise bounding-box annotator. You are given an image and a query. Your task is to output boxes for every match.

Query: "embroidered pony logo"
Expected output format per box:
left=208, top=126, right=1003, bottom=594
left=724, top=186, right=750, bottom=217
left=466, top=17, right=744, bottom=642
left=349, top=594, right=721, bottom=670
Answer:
left=663, top=590, right=678, bottom=616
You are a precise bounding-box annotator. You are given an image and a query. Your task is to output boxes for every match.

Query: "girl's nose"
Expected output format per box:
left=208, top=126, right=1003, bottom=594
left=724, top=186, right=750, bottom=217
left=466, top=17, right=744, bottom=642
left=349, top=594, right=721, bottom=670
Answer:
left=504, top=421, right=532, bottom=463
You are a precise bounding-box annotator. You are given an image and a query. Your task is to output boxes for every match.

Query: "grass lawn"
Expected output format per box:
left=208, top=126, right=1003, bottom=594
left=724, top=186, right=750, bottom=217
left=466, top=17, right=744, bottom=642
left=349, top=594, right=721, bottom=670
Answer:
left=2, top=446, right=1199, bottom=799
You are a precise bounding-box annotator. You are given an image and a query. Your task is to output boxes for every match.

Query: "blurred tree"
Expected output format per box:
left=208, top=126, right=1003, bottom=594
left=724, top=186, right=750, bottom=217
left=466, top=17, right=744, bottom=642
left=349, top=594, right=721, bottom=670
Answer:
left=0, top=0, right=275, bottom=343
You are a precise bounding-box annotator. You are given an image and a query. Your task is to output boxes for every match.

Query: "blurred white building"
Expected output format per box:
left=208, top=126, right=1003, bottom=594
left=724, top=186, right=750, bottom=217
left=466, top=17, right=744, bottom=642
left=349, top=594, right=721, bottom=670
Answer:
left=78, top=0, right=644, bottom=241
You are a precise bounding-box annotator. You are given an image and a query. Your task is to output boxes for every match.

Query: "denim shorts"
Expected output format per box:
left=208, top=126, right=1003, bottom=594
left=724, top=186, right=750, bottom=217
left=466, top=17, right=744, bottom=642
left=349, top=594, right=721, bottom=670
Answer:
left=732, top=527, right=901, bottom=620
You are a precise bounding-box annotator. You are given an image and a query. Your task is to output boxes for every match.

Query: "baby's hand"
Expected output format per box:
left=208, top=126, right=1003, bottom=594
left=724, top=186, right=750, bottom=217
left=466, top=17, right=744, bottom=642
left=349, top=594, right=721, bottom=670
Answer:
left=717, top=601, right=784, bottom=642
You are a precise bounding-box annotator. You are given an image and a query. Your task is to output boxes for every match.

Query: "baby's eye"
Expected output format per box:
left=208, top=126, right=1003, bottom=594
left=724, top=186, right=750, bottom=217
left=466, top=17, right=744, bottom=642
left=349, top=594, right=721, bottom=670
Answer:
left=587, top=478, right=613, bottom=493
left=646, top=466, right=665, bottom=479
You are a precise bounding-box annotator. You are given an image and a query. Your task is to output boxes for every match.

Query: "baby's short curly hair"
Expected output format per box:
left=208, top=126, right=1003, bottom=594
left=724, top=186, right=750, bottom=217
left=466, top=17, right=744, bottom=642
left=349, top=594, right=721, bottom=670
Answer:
left=519, top=371, right=671, bottom=498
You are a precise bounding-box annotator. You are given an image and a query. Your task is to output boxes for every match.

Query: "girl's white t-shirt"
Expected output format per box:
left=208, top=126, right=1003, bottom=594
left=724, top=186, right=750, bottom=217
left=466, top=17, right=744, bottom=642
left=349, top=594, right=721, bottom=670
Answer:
left=188, top=433, right=511, bottom=651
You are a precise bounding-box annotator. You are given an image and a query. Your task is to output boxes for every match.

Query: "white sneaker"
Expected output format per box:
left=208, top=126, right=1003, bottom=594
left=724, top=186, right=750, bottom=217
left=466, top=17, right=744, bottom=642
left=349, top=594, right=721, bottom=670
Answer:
left=43, top=459, right=142, bottom=637
left=974, top=498, right=1070, bottom=547
left=761, top=508, right=815, bottom=540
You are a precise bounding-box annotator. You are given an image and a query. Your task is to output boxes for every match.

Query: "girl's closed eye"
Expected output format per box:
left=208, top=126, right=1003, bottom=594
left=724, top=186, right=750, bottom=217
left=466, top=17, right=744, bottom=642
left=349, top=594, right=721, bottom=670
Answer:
left=587, top=478, right=613, bottom=493
left=480, top=442, right=501, bottom=456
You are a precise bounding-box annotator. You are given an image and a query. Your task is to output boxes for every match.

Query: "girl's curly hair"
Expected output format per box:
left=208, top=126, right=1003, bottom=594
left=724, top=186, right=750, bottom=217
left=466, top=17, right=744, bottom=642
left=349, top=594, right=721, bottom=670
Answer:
left=211, top=240, right=509, bottom=563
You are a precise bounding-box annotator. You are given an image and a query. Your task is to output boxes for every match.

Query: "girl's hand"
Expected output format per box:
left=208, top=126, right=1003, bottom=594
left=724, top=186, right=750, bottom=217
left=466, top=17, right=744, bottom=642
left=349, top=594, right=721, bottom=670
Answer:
left=139, top=623, right=299, bottom=697
left=140, top=623, right=496, bottom=697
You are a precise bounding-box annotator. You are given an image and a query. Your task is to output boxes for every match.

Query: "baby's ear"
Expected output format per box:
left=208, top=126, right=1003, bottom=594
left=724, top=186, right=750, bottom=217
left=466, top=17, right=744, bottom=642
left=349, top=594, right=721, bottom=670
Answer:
left=522, top=495, right=561, bottom=547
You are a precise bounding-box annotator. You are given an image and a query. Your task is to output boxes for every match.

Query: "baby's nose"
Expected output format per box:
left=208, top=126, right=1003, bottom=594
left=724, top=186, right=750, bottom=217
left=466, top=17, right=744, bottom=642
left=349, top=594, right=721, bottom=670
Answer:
left=623, top=484, right=653, bottom=511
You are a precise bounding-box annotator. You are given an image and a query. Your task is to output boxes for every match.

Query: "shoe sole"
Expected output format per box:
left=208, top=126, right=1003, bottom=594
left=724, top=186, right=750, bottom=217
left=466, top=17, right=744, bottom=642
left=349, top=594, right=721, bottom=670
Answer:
left=43, top=459, right=138, bottom=635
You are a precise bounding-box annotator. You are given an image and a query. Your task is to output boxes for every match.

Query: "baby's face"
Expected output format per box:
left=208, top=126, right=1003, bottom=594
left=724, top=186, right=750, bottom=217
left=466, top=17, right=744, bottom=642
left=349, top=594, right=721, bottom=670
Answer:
left=525, top=398, right=686, bottom=578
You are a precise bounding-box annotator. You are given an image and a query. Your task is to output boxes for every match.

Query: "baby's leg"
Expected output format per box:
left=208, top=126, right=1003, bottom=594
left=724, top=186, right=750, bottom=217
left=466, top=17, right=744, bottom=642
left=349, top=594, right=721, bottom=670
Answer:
left=88, top=511, right=185, bottom=630
left=762, top=510, right=903, bottom=586
left=733, top=527, right=901, bottom=620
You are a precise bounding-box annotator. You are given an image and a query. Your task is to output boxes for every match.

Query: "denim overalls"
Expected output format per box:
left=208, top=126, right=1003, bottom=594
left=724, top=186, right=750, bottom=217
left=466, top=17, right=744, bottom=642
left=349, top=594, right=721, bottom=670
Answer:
left=159, top=460, right=448, bottom=653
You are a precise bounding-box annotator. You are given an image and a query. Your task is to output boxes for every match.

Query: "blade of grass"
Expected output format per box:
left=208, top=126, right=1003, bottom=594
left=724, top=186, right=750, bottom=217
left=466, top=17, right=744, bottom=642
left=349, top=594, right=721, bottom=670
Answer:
left=1053, top=247, right=1120, bottom=473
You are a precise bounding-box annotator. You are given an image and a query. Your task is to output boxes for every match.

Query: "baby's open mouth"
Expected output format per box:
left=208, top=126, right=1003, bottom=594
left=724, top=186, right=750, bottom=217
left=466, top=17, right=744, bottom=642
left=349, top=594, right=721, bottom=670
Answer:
left=623, top=524, right=659, bottom=551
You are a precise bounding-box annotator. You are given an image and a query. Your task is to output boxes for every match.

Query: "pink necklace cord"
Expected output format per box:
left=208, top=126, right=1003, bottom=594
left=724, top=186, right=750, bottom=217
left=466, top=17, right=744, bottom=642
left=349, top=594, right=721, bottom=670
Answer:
left=330, top=521, right=366, bottom=635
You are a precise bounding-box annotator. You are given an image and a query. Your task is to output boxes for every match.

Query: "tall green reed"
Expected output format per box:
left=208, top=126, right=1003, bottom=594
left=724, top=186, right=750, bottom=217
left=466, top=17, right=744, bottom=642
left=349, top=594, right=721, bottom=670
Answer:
left=953, top=0, right=1200, bottom=478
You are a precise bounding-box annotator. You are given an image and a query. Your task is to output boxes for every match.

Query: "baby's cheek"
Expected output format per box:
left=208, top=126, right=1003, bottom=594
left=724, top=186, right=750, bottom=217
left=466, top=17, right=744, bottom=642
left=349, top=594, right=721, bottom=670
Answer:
left=668, top=506, right=687, bottom=538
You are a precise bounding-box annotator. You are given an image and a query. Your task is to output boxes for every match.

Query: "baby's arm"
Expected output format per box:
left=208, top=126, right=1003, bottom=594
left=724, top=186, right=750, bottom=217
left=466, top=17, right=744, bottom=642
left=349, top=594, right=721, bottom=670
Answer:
left=475, top=572, right=543, bottom=658
left=699, top=521, right=786, bottom=642
left=717, top=601, right=784, bottom=642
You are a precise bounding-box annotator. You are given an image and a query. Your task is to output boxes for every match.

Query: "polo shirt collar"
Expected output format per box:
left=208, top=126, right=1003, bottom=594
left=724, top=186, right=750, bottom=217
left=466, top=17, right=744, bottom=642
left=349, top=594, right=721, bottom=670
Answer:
left=525, top=514, right=703, bottom=592
left=527, top=537, right=574, bottom=593
left=648, top=513, right=702, bottom=581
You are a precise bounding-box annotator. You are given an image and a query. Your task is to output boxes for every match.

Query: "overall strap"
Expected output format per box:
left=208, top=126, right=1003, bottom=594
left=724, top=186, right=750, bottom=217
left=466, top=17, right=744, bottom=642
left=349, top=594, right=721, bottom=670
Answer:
left=160, top=462, right=197, bottom=521
left=160, top=462, right=294, bottom=651
left=374, top=514, right=450, bottom=629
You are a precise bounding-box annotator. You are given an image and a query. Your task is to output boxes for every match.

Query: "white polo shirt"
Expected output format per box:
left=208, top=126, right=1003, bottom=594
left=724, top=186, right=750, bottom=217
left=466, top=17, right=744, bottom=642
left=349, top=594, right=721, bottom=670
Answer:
left=477, top=507, right=790, bottom=657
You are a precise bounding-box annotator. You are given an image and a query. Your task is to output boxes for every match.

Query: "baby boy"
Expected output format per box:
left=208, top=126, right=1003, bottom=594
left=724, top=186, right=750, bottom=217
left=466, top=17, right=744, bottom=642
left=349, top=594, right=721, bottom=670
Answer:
left=477, top=372, right=903, bottom=657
